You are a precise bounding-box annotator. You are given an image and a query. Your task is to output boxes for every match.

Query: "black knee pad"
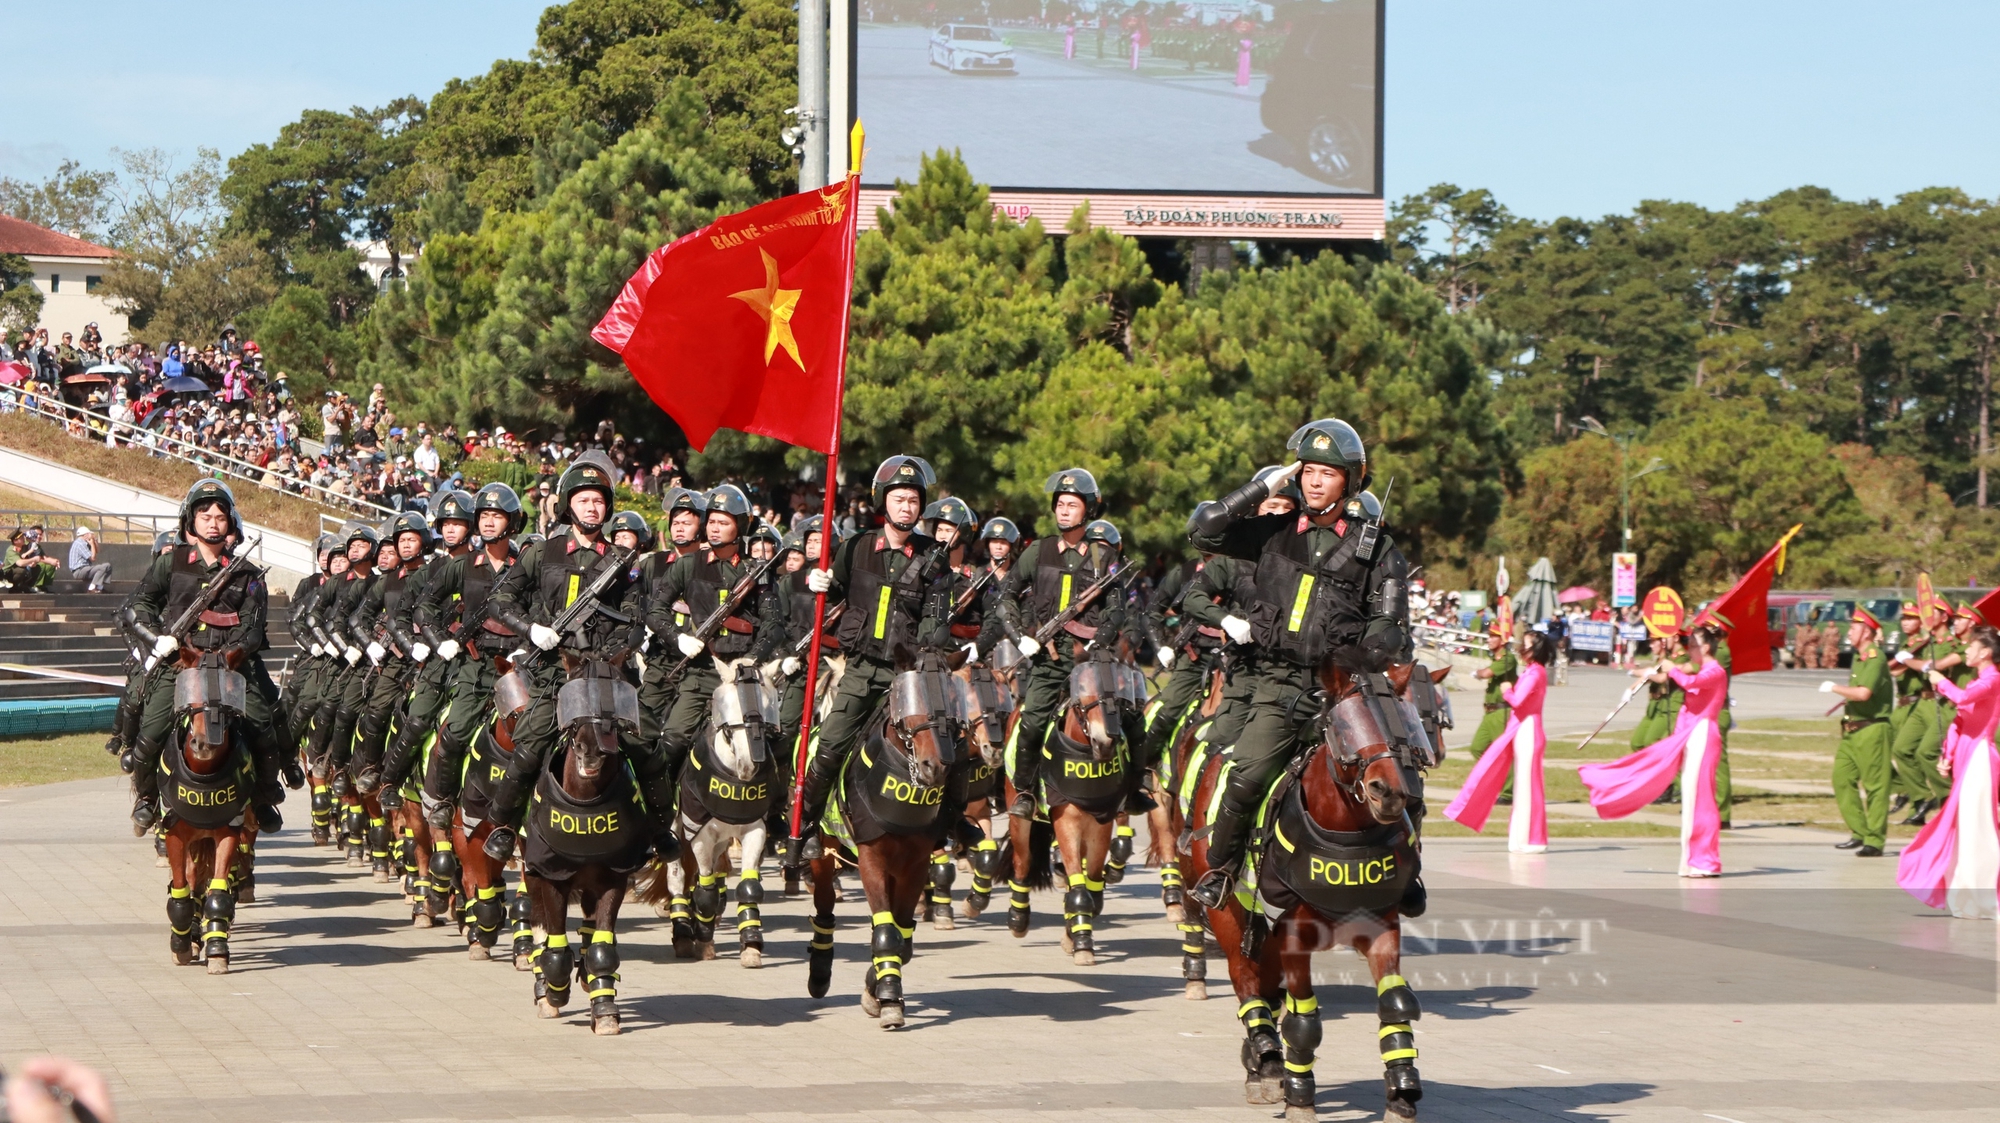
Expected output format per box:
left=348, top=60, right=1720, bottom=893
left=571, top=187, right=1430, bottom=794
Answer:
left=1377, top=979, right=1421, bottom=1023
left=430, top=846, right=460, bottom=882
left=930, top=857, right=956, bottom=893
left=582, top=938, right=619, bottom=980
left=1063, top=885, right=1093, bottom=918
left=870, top=921, right=903, bottom=960
left=471, top=893, right=504, bottom=935
left=1109, top=830, right=1134, bottom=865
left=167, top=893, right=197, bottom=933
left=203, top=887, right=236, bottom=925
left=311, top=786, right=332, bottom=814
left=541, top=942, right=575, bottom=991
left=735, top=875, right=765, bottom=908
left=1281, top=1006, right=1322, bottom=1060
left=691, top=879, right=722, bottom=922
left=970, top=843, right=999, bottom=878
left=508, top=892, right=532, bottom=925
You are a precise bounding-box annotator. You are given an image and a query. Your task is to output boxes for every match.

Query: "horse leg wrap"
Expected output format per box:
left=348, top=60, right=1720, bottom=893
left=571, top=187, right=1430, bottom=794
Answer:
left=1238, top=998, right=1281, bottom=1073
left=202, top=878, right=236, bottom=957
left=471, top=886, right=504, bottom=947
left=310, top=784, right=332, bottom=818
left=167, top=886, right=196, bottom=954
left=669, top=893, right=692, bottom=944
left=1105, top=824, right=1134, bottom=883
left=1160, top=864, right=1185, bottom=907
left=807, top=912, right=835, bottom=998
left=1281, top=993, right=1322, bottom=1108
left=1376, top=973, right=1421, bottom=1024
left=540, top=934, right=574, bottom=1007
left=582, top=930, right=619, bottom=1000
left=692, top=874, right=722, bottom=940
left=929, top=851, right=955, bottom=910
left=368, top=817, right=390, bottom=860
left=736, top=870, right=765, bottom=947
left=970, top=837, right=999, bottom=878
left=1179, top=918, right=1207, bottom=979
left=1007, top=880, right=1032, bottom=935
left=509, top=891, right=535, bottom=959
left=869, top=912, right=903, bottom=1002
left=1086, top=876, right=1105, bottom=916
left=1064, top=874, right=1094, bottom=937
left=427, top=842, right=459, bottom=915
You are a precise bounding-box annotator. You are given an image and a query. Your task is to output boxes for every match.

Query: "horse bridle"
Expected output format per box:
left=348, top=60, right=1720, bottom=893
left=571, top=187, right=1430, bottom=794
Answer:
left=1316, top=689, right=1399, bottom=804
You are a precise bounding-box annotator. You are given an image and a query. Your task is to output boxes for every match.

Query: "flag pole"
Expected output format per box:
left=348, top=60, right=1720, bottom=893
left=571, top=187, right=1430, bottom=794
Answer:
left=789, top=122, right=865, bottom=846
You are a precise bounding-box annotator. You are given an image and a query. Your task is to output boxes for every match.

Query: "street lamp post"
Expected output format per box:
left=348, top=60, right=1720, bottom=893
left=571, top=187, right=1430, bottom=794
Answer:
left=1575, top=416, right=1664, bottom=550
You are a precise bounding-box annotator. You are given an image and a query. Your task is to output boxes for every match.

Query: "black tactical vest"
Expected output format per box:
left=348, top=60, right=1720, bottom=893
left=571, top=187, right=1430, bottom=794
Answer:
left=783, top=569, right=840, bottom=652
left=1245, top=519, right=1374, bottom=667
left=165, top=548, right=255, bottom=651
left=532, top=538, right=631, bottom=650
left=1026, top=537, right=1114, bottom=632
left=686, top=549, right=762, bottom=659
left=834, top=531, right=934, bottom=663
left=462, top=551, right=513, bottom=636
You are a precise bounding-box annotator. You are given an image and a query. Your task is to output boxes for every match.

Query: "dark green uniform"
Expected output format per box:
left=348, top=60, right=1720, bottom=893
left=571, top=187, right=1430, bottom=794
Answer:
left=1176, top=554, right=1256, bottom=755
left=1832, top=644, right=1892, bottom=850
left=634, top=547, right=693, bottom=749
left=377, top=545, right=469, bottom=795
left=416, top=544, right=519, bottom=810
left=307, top=564, right=380, bottom=777
left=1889, top=636, right=1946, bottom=804
left=647, top=543, right=787, bottom=780
left=1141, top=557, right=1223, bottom=765
left=998, top=535, right=1126, bottom=794
left=348, top=554, right=428, bottom=785
left=1469, top=646, right=1517, bottom=760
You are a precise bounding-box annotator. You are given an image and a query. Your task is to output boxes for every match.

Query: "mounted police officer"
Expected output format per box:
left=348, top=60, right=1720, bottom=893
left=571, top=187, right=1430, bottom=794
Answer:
left=120, top=480, right=291, bottom=834
left=926, top=497, right=1006, bottom=661
left=350, top=510, right=436, bottom=797
left=770, top=514, right=844, bottom=768
left=280, top=533, right=340, bottom=752
left=783, top=455, right=958, bottom=862
left=1185, top=420, right=1411, bottom=908
left=415, top=482, right=525, bottom=828
left=305, top=521, right=385, bottom=793
left=478, top=455, right=680, bottom=863
left=109, top=530, right=185, bottom=759
left=377, top=490, right=476, bottom=804
left=635, top=487, right=708, bottom=751
left=997, top=468, right=1126, bottom=819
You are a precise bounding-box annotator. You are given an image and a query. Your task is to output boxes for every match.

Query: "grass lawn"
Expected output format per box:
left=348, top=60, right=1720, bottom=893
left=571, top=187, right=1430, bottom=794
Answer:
left=1, top=732, right=124, bottom=788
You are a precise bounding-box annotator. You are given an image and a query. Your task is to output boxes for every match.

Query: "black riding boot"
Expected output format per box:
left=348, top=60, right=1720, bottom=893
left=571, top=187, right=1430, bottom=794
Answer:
left=481, top=773, right=532, bottom=862
left=351, top=711, right=390, bottom=793
left=637, top=768, right=682, bottom=862
left=1009, top=752, right=1041, bottom=819
left=783, top=745, right=846, bottom=865
left=1189, top=805, right=1250, bottom=909
left=130, top=735, right=166, bottom=835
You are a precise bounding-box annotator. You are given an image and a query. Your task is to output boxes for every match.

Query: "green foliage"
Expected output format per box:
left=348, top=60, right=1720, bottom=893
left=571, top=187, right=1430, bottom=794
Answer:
left=0, top=159, right=116, bottom=242
left=0, top=254, right=44, bottom=334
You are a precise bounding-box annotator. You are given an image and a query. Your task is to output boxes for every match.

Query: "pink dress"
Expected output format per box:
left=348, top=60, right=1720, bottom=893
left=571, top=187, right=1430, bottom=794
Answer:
left=1897, top=664, right=2000, bottom=918
left=1445, top=661, right=1548, bottom=852
left=1578, top=659, right=1727, bottom=876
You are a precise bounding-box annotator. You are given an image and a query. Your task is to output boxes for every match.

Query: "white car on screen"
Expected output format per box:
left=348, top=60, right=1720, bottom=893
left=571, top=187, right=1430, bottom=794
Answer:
left=929, top=24, right=1016, bottom=73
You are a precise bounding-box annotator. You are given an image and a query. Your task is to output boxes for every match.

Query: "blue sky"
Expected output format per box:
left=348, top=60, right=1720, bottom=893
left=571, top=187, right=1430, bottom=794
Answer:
left=4, top=0, right=1994, bottom=220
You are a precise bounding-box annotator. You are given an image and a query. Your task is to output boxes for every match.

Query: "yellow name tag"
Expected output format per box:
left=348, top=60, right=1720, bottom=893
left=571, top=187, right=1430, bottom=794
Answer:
left=565, top=573, right=580, bottom=609
left=874, top=585, right=893, bottom=640
left=1059, top=573, right=1073, bottom=612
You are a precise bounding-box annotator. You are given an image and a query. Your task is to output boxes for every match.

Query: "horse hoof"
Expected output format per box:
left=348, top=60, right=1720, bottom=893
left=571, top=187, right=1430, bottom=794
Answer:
left=155, top=854, right=169, bottom=868
left=933, top=914, right=954, bottom=932
left=1284, top=1105, right=1317, bottom=1123
left=960, top=900, right=984, bottom=920
left=413, top=912, right=434, bottom=929
left=1165, top=903, right=1185, bottom=925
left=514, top=952, right=534, bottom=971
left=468, top=943, right=490, bottom=961
left=652, top=901, right=673, bottom=918
left=1073, top=948, right=1096, bottom=967
left=740, top=947, right=763, bottom=969
left=536, top=999, right=562, bottom=1019
left=593, top=1013, right=621, bottom=1036
left=206, top=956, right=229, bottom=976
left=697, top=942, right=717, bottom=962
left=1059, top=931, right=1075, bottom=955
left=173, top=947, right=194, bottom=967
left=879, top=1002, right=904, bottom=1030
left=1245, top=1077, right=1280, bottom=1106
left=1185, top=980, right=1208, bottom=1001
left=1259, top=1076, right=1286, bottom=1105
left=673, top=938, right=695, bottom=960
left=860, top=987, right=881, bottom=1018
left=236, top=885, right=255, bottom=905
left=372, top=868, right=390, bottom=883
left=1385, top=1096, right=1418, bottom=1121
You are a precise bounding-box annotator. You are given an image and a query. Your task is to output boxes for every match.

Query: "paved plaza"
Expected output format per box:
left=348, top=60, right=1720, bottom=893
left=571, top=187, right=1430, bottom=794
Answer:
left=4, top=745, right=1996, bottom=1123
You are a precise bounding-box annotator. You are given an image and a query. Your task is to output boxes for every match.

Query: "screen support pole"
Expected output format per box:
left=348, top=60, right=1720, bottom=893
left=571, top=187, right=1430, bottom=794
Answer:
left=798, top=0, right=830, bottom=190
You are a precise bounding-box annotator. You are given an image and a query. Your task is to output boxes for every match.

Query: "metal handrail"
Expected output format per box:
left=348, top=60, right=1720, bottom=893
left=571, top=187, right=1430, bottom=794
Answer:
left=0, top=509, right=174, bottom=545
left=1, top=389, right=398, bottom=521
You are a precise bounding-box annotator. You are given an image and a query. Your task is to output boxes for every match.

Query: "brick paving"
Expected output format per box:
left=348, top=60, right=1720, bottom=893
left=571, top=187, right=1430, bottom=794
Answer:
left=2, top=773, right=1995, bottom=1123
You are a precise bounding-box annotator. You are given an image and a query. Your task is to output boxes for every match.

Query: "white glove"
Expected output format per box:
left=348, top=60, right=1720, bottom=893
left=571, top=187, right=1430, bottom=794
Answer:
left=1156, top=645, right=1175, bottom=669
left=436, top=639, right=461, bottom=661
left=530, top=624, right=561, bottom=651
left=1818, top=680, right=1835, bottom=694
left=677, top=633, right=705, bottom=657
left=781, top=655, right=801, bottom=676
left=366, top=641, right=386, bottom=664
left=409, top=642, right=431, bottom=663
left=1893, top=649, right=1915, bottom=663
left=1221, top=614, right=1252, bottom=644
left=962, top=642, right=980, bottom=664
left=344, top=646, right=363, bottom=665
left=1016, top=636, right=1041, bottom=660
left=806, top=568, right=832, bottom=594
left=761, top=658, right=786, bottom=684
left=152, top=634, right=179, bottom=658
left=308, top=642, right=323, bottom=658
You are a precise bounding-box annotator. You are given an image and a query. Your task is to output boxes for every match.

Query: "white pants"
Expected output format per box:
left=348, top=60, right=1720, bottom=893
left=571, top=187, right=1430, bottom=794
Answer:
left=1508, top=715, right=1544, bottom=854
left=1947, top=741, right=1999, bottom=921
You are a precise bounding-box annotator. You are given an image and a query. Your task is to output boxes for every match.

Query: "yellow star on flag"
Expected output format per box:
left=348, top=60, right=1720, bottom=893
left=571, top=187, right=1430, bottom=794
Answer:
left=728, top=249, right=804, bottom=370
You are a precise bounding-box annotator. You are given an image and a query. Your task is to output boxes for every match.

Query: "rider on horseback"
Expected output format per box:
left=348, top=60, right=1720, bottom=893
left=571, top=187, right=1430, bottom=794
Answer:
left=349, top=510, right=435, bottom=796
left=375, top=489, right=476, bottom=806
left=478, top=455, right=682, bottom=864
left=1186, top=420, right=1412, bottom=910
left=635, top=487, right=709, bottom=751
left=121, top=480, right=291, bottom=835
left=782, top=455, right=961, bottom=863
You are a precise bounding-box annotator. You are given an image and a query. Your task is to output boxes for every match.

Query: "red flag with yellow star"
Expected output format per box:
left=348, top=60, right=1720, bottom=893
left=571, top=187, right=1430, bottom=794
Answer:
left=592, top=178, right=859, bottom=454
left=1688, top=523, right=1803, bottom=674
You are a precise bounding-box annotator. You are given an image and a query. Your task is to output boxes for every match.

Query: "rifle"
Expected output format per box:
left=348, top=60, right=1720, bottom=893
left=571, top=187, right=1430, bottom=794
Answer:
left=1032, top=561, right=1142, bottom=649
left=790, top=603, right=846, bottom=657
left=143, top=536, right=265, bottom=680
left=514, top=544, right=639, bottom=671
left=948, top=563, right=1000, bottom=622
left=665, top=549, right=782, bottom=683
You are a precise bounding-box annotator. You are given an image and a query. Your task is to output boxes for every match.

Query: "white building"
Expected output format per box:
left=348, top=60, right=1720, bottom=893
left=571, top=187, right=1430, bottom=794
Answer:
left=0, top=214, right=126, bottom=343
left=352, top=240, right=420, bottom=293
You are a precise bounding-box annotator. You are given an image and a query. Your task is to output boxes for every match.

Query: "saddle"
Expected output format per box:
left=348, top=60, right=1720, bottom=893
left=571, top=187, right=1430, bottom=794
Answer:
left=522, top=747, right=650, bottom=877
left=680, top=735, right=777, bottom=827
left=1038, top=725, right=1126, bottom=823
left=1249, top=765, right=1417, bottom=921
left=160, top=740, right=253, bottom=830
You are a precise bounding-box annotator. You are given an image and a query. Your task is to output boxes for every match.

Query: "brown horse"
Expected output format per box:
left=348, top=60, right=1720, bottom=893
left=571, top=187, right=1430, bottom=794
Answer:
left=1184, top=662, right=1424, bottom=1122
left=920, top=661, right=1013, bottom=930
left=519, top=660, right=648, bottom=1036
left=804, top=667, right=961, bottom=1029
left=1146, top=662, right=1228, bottom=998
left=159, top=650, right=258, bottom=974
left=1001, top=659, right=1131, bottom=966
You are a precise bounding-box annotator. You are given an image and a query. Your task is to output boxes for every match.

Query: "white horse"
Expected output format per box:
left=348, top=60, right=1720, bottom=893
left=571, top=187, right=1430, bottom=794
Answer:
left=664, top=661, right=782, bottom=967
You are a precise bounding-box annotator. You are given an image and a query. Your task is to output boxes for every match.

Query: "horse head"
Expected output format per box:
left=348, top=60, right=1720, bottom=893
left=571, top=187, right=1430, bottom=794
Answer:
left=555, top=657, right=638, bottom=802
left=950, top=663, right=1015, bottom=769
left=1315, top=665, right=1408, bottom=826
left=708, top=663, right=780, bottom=781
left=885, top=665, right=957, bottom=789
left=1062, top=659, right=1124, bottom=759
left=174, top=647, right=245, bottom=771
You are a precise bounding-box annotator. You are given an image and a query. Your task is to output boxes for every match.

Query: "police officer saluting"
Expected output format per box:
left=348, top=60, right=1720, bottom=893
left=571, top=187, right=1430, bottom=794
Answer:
left=478, top=454, right=681, bottom=863
left=121, top=480, right=292, bottom=834
left=1185, top=420, right=1411, bottom=908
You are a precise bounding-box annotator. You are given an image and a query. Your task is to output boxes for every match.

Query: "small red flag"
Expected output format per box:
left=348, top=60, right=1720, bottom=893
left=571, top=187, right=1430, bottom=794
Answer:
left=593, top=180, right=859, bottom=454
left=1690, top=524, right=1803, bottom=674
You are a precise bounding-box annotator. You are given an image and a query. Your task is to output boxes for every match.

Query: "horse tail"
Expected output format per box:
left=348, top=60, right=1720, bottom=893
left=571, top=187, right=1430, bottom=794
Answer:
left=1024, top=818, right=1056, bottom=891
left=629, top=857, right=674, bottom=906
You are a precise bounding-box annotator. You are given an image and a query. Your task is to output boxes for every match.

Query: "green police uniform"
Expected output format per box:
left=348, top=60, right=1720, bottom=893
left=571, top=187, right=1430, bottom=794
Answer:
left=1141, top=557, right=1222, bottom=765
left=647, top=542, right=788, bottom=779
left=1713, top=638, right=1733, bottom=825
left=1831, top=644, right=1892, bottom=850
left=1175, top=554, right=1257, bottom=756
left=1889, top=636, right=1948, bottom=805
left=999, top=534, right=1126, bottom=793
left=1470, top=647, right=1517, bottom=760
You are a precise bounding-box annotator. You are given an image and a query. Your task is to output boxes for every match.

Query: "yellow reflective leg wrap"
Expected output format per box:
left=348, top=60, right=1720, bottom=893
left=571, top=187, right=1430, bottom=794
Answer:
left=810, top=918, right=835, bottom=951
left=870, top=910, right=902, bottom=978
left=1238, top=998, right=1275, bottom=1031
left=1379, top=1022, right=1418, bottom=1063
left=737, top=870, right=763, bottom=931
left=670, top=894, right=690, bottom=922
left=1377, top=973, right=1408, bottom=994
left=169, top=885, right=193, bottom=937
left=587, top=929, right=618, bottom=999
left=1179, top=920, right=1205, bottom=957
left=369, top=816, right=388, bottom=859
left=1160, top=866, right=1183, bottom=888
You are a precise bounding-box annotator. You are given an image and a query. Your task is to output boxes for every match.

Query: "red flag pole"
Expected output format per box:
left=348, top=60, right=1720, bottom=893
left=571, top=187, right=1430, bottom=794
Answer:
left=789, top=125, right=866, bottom=844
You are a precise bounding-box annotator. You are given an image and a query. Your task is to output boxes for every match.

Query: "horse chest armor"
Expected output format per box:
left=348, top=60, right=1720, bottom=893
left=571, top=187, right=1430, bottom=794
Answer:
left=1260, top=782, right=1417, bottom=919
left=527, top=754, right=646, bottom=862
left=160, top=742, right=252, bottom=828
left=685, top=739, right=776, bottom=824
left=1041, top=727, right=1126, bottom=816
left=845, top=730, right=945, bottom=833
